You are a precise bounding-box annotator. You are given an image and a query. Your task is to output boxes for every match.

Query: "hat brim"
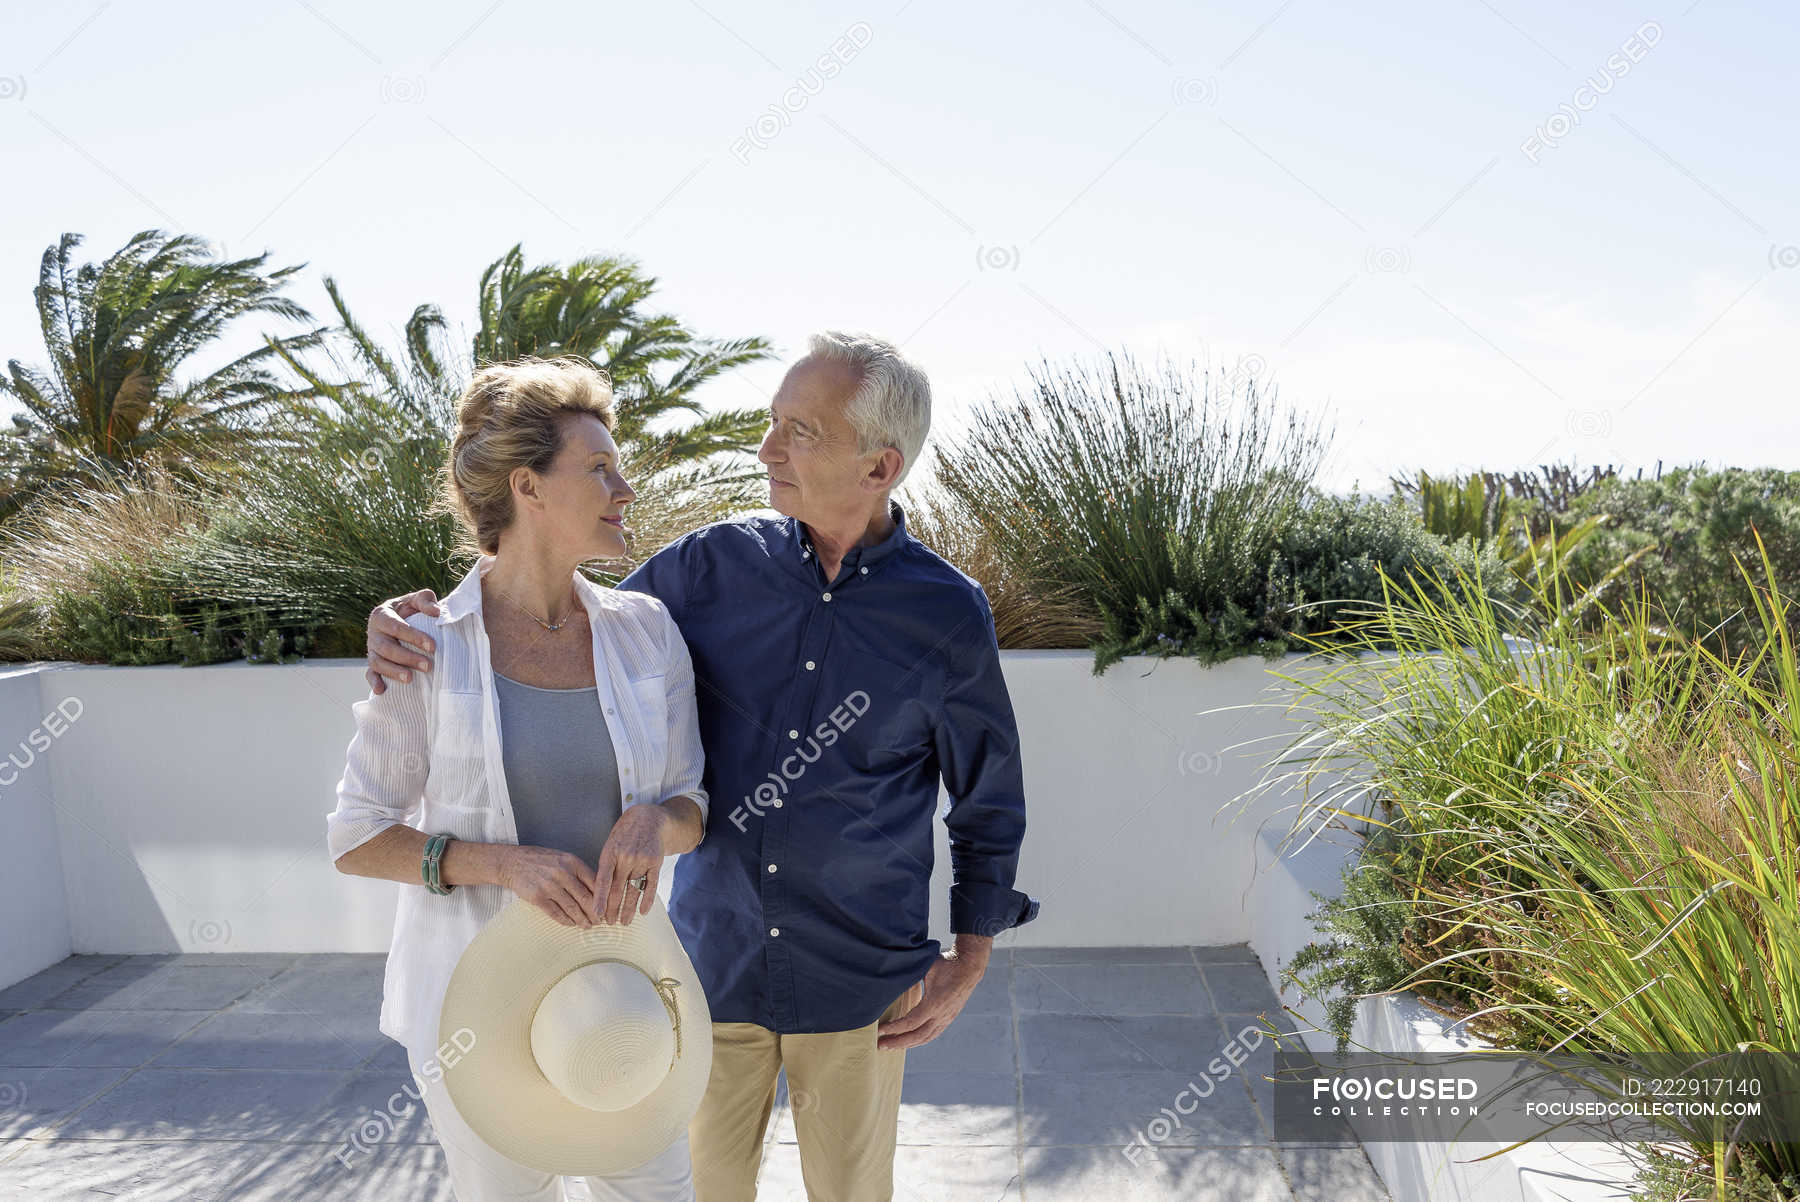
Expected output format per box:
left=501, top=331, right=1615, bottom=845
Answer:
left=437, top=895, right=712, bottom=1175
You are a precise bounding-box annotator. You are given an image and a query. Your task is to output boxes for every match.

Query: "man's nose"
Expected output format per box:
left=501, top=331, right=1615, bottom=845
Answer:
left=757, top=427, right=781, bottom=463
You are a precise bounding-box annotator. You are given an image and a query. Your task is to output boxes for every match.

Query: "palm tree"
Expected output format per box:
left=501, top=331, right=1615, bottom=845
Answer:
left=470, top=244, right=772, bottom=470
left=0, top=230, right=327, bottom=517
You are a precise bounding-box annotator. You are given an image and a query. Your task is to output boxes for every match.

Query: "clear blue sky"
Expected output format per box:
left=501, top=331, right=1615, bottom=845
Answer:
left=3, top=0, right=1795, bottom=494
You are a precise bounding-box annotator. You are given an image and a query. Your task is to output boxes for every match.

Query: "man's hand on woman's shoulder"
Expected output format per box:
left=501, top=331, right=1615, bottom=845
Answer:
left=366, top=589, right=443, bottom=694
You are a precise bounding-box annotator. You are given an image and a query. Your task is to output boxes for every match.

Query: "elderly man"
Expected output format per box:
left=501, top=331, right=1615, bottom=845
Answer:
left=363, top=330, right=1039, bottom=1201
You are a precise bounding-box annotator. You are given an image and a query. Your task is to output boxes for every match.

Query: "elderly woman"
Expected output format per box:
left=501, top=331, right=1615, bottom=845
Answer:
left=326, top=356, right=708, bottom=1201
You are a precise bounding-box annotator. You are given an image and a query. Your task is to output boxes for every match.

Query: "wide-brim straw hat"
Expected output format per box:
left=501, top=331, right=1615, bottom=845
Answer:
left=438, top=894, right=711, bottom=1175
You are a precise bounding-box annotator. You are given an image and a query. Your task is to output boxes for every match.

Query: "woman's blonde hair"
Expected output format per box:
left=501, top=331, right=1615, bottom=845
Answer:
left=435, top=356, right=617, bottom=556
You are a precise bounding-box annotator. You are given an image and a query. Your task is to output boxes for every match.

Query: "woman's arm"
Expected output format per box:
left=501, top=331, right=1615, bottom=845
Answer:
left=337, top=827, right=603, bottom=929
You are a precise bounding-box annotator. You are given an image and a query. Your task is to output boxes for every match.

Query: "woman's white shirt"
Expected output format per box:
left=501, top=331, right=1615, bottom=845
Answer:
left=325, top=554, right=708, bottom=1061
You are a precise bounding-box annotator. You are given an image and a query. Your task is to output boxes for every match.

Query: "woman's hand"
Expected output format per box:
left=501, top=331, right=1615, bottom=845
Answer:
left=495, top=844, right=599, bottom=928
left=591, top=804, right=672, bottom=927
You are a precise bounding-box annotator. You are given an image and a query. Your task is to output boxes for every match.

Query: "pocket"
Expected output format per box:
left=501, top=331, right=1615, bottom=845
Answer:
left=433, top=691, right=485, bottom=763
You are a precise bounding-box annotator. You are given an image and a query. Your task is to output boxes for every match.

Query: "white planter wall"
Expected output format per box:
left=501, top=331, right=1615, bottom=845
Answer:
left=2, top=648, right=1336, bottom=981
left=0, top=665, right=71, bottom=987
left=1247, top=824, right=1645, bottom=1202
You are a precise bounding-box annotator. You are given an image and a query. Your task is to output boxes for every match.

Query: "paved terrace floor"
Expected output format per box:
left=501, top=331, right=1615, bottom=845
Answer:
left=0, top=946, right=1387, bottom=1201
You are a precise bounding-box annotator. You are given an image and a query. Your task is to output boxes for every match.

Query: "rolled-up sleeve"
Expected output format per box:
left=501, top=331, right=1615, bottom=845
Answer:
left=653, top=599, right=710, bottom=833
left=935, top=592, right=1040, bottom=936
left=326, top=617, right=434, bottom=863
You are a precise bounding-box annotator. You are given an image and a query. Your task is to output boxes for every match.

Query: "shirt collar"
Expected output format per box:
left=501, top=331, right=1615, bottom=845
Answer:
left=437, top=553, right=610, bottom=625
left=788, top=497, right=911, bottom=573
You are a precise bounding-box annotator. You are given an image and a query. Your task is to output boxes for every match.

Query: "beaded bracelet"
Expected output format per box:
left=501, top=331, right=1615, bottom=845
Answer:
left=422, top=833, right=457, bottom=895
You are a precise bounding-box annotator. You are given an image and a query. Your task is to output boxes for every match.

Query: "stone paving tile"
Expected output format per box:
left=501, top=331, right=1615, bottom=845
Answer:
left=1015, top=946, right=1195, bottom=965
left=0, top=956, right=126, bottom=1010
left=1023, top=1144, right=1291, bottom=1201
left=55, top=1067, right=353, bottom=1142
left=1201, top=962, right=1284, bottom=1017
left=1020, top=1071, right=1263, bottom=1148
left=0, top=1007, right=210, bottom=1067
left=900, top=1012, right=1015, bottom=1074
left=0, top=1137, right=279, bottom=1201
left=148, top=1008, right=387, bottom=1070
left=897, top=1072, right=1017, bottom=1147
left=42, top=964, right=274, bottom=1012
left=229, top=1140, right=457, bottom=1200
left=758, top=1139, right=1023, bottom=1201
left=233, top=956, right=386, bottom=1015
left=1017, top=1013, right=1225, bottom=1075
left=0, top=1065, right=132, bottom=1140
left=1280, top=1144, right=1392, bottom=1201
left=1011, top=961, right=1212, bottom=1016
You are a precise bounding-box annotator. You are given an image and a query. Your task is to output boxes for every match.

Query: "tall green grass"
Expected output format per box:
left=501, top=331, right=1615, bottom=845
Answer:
left=1233, top=528, right=1800, bottom=1194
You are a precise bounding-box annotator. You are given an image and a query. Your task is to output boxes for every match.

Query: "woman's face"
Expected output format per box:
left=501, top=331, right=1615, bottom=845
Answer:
left=519, top=412, right=636, bottom=562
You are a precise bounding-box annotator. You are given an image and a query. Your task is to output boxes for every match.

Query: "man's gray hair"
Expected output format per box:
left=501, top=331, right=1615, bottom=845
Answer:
left=806, top=330, right=931, bottom=488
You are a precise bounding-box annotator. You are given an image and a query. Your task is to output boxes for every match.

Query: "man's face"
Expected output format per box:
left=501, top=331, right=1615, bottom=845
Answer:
left=757, top=355, right=874, bottom=521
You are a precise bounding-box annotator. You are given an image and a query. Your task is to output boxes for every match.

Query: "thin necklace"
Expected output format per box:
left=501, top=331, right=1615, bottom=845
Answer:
left=505, top=590, right=576, bottom=631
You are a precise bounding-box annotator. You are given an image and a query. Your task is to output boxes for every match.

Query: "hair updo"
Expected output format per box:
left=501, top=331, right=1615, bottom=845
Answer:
left=435, top=356, right=616, bottom=556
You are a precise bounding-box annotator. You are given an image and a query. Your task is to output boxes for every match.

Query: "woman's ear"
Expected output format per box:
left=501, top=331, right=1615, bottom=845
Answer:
left=510, top=465, right=542, bottom=510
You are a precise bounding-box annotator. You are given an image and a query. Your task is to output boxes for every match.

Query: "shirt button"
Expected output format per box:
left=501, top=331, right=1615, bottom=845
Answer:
left=767, top=863, right=778, bottom=873
left=859, top=566, right=868, bottom=574
left=769, top=927, right=780, bottom=937
left=624, top=793, right=634, bottom=802
left=821, top=591, right=832, bottom=602
left=771, top=799, right=783, bottom=808
left=605, top=707, right=614, bottom=715
left=787, top=729, right=798, bottom=739
left=804, top=660, right=815, bottom=671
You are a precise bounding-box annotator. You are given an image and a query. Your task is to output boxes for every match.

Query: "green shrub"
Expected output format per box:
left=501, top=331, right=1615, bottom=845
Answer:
left=1540, top=465, right=1800, bottom=658
left=931, top=351, right=1333, bottom=673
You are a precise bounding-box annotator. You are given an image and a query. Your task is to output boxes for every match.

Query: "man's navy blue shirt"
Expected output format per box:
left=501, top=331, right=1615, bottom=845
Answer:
left=617, top=498, right=1040, bottom=1033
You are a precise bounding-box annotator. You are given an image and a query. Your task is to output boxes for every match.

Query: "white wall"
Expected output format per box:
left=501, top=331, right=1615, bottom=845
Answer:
left=0, top=664, right=72, bottom=987
left=1, top=648, right=1337, bottom=974
left=1247, top=824, right=1646, bottom=1202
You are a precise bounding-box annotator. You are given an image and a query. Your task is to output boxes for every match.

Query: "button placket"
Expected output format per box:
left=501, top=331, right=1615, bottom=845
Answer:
left=762, top=581, right=837, bottom=1031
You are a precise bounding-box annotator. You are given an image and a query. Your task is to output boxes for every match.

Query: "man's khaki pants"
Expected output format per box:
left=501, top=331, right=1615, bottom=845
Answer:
left=689, top=980, right=925, bottom=1202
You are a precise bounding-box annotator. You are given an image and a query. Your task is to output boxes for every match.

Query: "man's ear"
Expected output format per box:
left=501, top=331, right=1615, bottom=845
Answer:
left=865, top=447, right=905, bottom=492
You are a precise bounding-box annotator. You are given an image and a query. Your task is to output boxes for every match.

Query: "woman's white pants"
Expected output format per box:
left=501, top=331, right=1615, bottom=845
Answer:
left=408, top=1047, right=695, bottom=1202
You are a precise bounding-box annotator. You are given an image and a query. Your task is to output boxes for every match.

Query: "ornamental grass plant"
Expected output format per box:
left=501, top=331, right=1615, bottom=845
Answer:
left=1233, top=529, right=1800, bottom=1195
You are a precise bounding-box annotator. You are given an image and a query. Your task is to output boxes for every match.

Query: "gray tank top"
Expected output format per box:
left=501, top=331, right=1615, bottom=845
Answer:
left=493, top=671, right=623, bottom=866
